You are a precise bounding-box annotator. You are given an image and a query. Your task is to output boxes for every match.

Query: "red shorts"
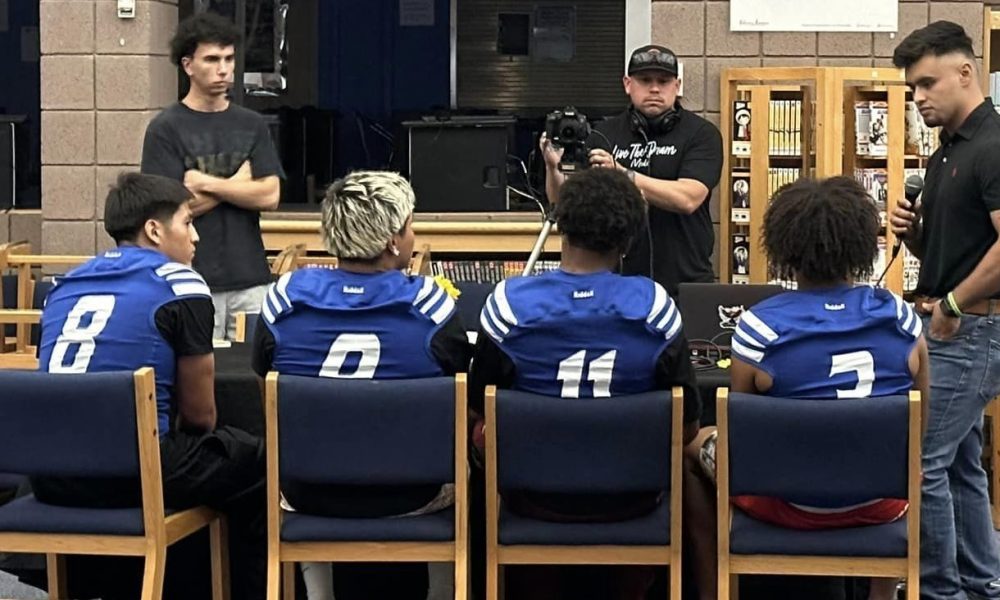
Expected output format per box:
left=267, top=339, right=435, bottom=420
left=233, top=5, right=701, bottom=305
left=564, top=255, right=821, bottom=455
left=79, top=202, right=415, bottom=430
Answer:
left=730, top=495, right=908, bottom=530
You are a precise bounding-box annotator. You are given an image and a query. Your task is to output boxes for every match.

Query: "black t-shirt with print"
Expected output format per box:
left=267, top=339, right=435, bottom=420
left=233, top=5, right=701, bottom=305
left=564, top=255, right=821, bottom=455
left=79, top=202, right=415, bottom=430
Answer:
left=140, top=102, right=285, bottom=292
left=592, top=107, right=723, bottom=296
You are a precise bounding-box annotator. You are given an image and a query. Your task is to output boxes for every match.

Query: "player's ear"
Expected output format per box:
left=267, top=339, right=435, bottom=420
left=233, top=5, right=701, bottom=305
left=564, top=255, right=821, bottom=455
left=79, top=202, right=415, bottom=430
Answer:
left=144, top=219, right=163, bottom=246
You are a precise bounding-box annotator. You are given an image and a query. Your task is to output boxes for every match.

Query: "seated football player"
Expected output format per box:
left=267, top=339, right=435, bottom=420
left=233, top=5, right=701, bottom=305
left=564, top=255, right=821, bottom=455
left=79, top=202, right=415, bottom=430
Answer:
left=35, top=172, right=266, bottom=600
left=469, top=167, right=701, bottom=600
left=251, top=170, right=471, bottom=600
left=683, top=176, right=931, bottom=600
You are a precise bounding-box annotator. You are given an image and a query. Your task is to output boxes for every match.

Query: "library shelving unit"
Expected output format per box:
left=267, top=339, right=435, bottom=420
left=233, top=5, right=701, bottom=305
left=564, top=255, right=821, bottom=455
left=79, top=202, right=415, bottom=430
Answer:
left=984, top=7, right=1000, bottom=108
left=719, top=66, right=932, bottom=295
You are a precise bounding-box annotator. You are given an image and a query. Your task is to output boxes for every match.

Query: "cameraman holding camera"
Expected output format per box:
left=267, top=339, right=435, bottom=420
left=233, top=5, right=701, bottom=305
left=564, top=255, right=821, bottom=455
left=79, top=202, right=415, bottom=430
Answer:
left=542, top=45, right=723, bottom=296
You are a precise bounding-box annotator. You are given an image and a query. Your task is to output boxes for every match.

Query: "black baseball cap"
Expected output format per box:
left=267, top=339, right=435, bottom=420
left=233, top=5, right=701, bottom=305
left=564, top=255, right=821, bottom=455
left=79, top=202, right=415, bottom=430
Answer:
left=627, top=45, right=679, bottom=77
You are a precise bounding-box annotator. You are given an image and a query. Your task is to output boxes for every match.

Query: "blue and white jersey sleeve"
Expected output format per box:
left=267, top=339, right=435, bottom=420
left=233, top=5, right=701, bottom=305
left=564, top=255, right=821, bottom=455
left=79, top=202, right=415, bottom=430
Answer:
left=479, top=279, right=520, bottom=344
left=644, top=281, right=683, bottom=344
left=154, top=262, right=212, bottom=298
left=890, top=292, right=923, bottom=339
left=731, top=308, right=779, bottom=365
left=261, top=272, right=294, bottom=324
left=412, top=276, right=457, bottom=326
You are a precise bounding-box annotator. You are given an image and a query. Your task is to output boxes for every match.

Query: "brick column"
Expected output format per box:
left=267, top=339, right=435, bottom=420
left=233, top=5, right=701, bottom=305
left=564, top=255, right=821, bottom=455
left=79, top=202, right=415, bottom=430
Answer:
left=40, top=0, right=177, bottom=256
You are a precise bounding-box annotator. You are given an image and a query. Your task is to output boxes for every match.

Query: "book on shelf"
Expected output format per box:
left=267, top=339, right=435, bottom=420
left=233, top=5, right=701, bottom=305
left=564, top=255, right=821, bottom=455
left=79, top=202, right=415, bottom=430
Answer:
left=903, top=246, right=920, bottom=293
left=430, top=259, right=560, bottom=284
left=732, top=234, right=750, bottom=284
left=767, top=167, right=800, bottom=197
left=904, top=101, right=937, bottom=156
left=854, top=168, right=888, bottom=226
left=768, top=99, right=802, bottom=156
left=732, top=174, right=750, bottom=223
left=855, top=100, right=888, bottom=157
left=732, top=100, right=752, bottom=156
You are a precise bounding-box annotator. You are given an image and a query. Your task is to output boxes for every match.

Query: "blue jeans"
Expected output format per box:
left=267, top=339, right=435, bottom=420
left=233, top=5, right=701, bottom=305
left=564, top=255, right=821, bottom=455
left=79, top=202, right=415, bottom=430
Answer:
left=921, top=314, right=1000, bottom=600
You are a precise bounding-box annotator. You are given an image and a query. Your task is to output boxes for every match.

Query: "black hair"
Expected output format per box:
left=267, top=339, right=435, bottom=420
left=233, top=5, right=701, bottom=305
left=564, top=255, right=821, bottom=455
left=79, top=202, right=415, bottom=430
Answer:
left=169, top=12, right=241, bottom=67
left=762, top=176, right=879, bottom=284
left=556, top=168, right=646, bottom=255
left=104, top=173, right=192, bottom=244
left=892, top=20, right=975, bottom=69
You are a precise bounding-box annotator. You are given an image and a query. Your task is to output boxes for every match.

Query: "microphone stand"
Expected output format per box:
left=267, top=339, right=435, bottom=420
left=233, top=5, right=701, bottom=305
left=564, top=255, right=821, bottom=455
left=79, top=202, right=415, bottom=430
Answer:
left=523, top=213, right=557, bottom=276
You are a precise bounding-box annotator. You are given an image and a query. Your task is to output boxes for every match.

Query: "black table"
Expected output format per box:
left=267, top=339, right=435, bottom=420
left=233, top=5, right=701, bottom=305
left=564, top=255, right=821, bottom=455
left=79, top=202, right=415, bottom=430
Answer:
left=214, top=344, right=264, bottom=436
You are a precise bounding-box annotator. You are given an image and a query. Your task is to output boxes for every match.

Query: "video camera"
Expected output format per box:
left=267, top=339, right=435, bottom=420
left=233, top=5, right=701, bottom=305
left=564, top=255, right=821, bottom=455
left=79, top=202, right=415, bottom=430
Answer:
left=544, top=106, right=591, bottom=172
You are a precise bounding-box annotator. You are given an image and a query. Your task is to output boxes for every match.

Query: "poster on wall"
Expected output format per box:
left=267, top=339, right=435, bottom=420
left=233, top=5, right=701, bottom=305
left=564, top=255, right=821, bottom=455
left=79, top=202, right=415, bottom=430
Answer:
left=730, top=0, right=897, bottom=32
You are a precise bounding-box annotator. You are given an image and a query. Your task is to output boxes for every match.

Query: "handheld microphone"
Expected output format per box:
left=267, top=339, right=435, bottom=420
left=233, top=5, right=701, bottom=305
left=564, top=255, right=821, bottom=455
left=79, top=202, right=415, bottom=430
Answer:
left=891, top=174, right=924, bottom=259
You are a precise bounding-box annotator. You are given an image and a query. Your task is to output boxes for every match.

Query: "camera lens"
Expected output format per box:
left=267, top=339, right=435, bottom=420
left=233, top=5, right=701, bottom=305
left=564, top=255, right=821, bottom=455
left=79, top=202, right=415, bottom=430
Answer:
left=561, top=125, right=576, bottom=140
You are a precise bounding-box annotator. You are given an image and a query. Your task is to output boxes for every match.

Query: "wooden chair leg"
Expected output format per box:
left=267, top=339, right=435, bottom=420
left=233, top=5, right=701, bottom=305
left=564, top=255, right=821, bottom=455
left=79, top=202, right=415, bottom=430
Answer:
left=45, top=553, right=67, bottom=600
left=486, top=554, right=499, bottom=600
left=282, top=561, right=296, bottom=600
left=209, top=516, right=231, bottom=600
left=139, top=545, right=167, bottom=600
left=454, top=558, right=468, bottom=600
left=266, top=553, right=281, bottom=600
left=669, top=563, right=682, bottom=600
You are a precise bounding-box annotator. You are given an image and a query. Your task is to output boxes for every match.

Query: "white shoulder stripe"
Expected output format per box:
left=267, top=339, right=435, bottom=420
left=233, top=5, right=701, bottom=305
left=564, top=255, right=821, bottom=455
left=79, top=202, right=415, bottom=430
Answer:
left=646, top=283, right=668, bottom=324
left=664, top=312, right=683, bottom=341
left=275, top=272, right=293, bottom=306
left=732, top=339, right=765, bottom=363
left=738, top=310, right=778, bottom=342
left=655, top=300, right=678, bottom=331
left=733, top=326, right=765, bottom=349
left=267, top=285, right=283, bottom=316
left=493, top=280, right=519, bottom=326
left=910, top=314, right=923, bottom=338
left=892, top=292, right=905, bottom=320
left=484, top=299, right=510, bottom=335
left=262, top=300, right=276, bottom=323
left=419, top=286, right=446, bottom=315
left=413, top=277, right=436, bottom=305
left=171, top=282, right=212, bottom=297
left=155, top=262, right=191, bottom=277
left=480, top=311, right=503, bottom=343
left=429, top=296, right=456, bottom=325
left=902, top=302, right=916, bottom=334
left=165, top=270, right=206, bottom=284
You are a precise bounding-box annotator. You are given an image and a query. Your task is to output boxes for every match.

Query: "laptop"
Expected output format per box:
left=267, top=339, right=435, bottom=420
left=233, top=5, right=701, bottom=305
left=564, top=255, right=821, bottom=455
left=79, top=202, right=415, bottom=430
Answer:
left=676, top=283, right=785, bottom=354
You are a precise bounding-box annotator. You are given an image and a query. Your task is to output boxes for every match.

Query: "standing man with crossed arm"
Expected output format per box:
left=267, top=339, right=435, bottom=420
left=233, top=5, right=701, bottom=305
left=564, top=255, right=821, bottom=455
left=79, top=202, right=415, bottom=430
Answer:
left=142, top=12, right=284, bottom=340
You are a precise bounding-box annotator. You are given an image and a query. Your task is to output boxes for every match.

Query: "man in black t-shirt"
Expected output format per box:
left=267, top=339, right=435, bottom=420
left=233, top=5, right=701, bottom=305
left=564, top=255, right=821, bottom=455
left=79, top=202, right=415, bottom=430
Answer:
left=542, top=45, right=723, bottom=296
left=141, top=12, right=284, bottom=340
left=890, top=21, right=1000, bottom=600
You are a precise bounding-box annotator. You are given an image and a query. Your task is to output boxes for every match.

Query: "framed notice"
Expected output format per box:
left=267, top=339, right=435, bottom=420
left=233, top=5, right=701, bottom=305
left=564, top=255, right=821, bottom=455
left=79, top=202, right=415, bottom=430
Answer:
left=730, top=0, right=897, bottom=32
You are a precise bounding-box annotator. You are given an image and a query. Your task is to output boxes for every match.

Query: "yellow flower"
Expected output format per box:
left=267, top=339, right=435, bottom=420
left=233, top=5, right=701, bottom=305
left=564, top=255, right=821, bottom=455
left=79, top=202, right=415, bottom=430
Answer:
left=434, top=274, right=462, bottom=299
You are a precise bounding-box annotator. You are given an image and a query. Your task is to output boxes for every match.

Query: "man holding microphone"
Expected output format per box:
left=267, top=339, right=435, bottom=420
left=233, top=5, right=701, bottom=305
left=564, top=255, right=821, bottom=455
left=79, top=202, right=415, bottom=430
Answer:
left=891, top=21, right=1000, bottom=600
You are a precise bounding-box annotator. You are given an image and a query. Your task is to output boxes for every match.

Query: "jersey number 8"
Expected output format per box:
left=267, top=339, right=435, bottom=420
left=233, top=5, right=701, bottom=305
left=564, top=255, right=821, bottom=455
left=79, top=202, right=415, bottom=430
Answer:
left=48, top=295, right=116, bottom=373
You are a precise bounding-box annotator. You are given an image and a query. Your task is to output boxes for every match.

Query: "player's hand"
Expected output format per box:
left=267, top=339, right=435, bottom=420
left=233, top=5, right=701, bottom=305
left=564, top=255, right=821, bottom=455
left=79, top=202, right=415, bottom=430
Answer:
left=890, top=197, right=919, bottom=239
left=539, top=133, right=564, bottom=170
left=925, top=300, right=960, bottom=341
left=588, top=148, right=621, bottom=170
left=230, top=160, right=253, bottom=180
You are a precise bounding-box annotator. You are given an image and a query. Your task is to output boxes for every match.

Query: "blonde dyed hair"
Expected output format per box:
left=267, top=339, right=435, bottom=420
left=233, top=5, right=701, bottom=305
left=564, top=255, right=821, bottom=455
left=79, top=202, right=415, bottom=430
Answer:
left=321, top=171, right=415, bottom=259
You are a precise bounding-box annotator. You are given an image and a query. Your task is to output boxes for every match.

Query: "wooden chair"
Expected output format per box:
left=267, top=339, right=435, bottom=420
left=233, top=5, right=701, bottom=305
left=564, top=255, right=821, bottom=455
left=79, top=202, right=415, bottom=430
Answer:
left=484, top=386, right=684, bottom=600
left=409, top=243, right=432, bottom=276
left=986, top=397, right=1000, bottom=529
left=0, top=309, right=41, bottom=369
left=3, top=250, right=88, bottom=352
left=0, top=368, right=230, bottom=600
left=270, top=244, right=307, bottom=276
left=716, top=389, right=921, bottom=600
left=231, top=311, right=261, bottom=344
left=265, top=373, right=468, bottom=600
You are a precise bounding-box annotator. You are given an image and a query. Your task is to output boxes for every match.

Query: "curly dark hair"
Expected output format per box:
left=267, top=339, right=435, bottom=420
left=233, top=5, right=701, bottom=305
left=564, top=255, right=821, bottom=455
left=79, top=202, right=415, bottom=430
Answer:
left=762, top=176, right=879, bottom=283
left=169, top=12, right=241, bottom=66
left=556, top=168, right=646, bottom=255
left=892, top=20, right=974, bottom=69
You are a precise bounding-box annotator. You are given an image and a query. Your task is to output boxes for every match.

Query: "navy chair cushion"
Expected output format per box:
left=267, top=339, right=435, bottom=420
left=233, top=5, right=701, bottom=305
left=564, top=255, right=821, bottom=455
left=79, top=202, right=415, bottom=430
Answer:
left=278, top=375, right=455, bottom=485
left=727, top=393, right=909, bottom=506
left=729, top=508, right=907, bottom=558
left=496, top=389, right=672, bottom=494
left=0, top=371, right=139, bottom=478
left=0, top=495, right=145, bottom=536
left=281, top=507, right=454, bottom=542
left=278, top=376, right=455, bottom=485
left=0, top=473, right=24, bottom=491
left=2, top=274, right=17, bottom=337
left=498, top=500, right=670, bottom=546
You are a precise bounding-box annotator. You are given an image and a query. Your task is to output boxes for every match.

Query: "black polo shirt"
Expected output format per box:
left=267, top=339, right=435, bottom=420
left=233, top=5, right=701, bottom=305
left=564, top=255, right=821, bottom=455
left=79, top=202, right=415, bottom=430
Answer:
left=917, top=100, right=1000, bottom=297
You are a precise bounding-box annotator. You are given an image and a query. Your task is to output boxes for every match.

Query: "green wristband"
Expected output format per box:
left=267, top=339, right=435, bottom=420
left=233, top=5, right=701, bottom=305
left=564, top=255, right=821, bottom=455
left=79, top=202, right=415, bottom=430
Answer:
left=945, top=292, right=964, bottom=317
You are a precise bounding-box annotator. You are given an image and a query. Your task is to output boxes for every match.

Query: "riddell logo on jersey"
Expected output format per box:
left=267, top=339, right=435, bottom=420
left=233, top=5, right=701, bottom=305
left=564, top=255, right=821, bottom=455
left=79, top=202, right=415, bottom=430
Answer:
left=342, top=286, right=365, bottom=295
left=573, top=290, right=595, bottom=299
left=824, top=303, right=846, bottom=311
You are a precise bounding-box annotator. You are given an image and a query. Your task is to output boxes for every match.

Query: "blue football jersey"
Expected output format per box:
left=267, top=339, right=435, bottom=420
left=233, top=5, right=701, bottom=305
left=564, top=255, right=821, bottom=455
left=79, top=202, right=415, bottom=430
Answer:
left=261, top=268, right=456, bottom=378
left=38, top=247, right=213, bottom=434
left=732, top=285, right=920, bottom=399
left=479, top=270, right=682, bottom=398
